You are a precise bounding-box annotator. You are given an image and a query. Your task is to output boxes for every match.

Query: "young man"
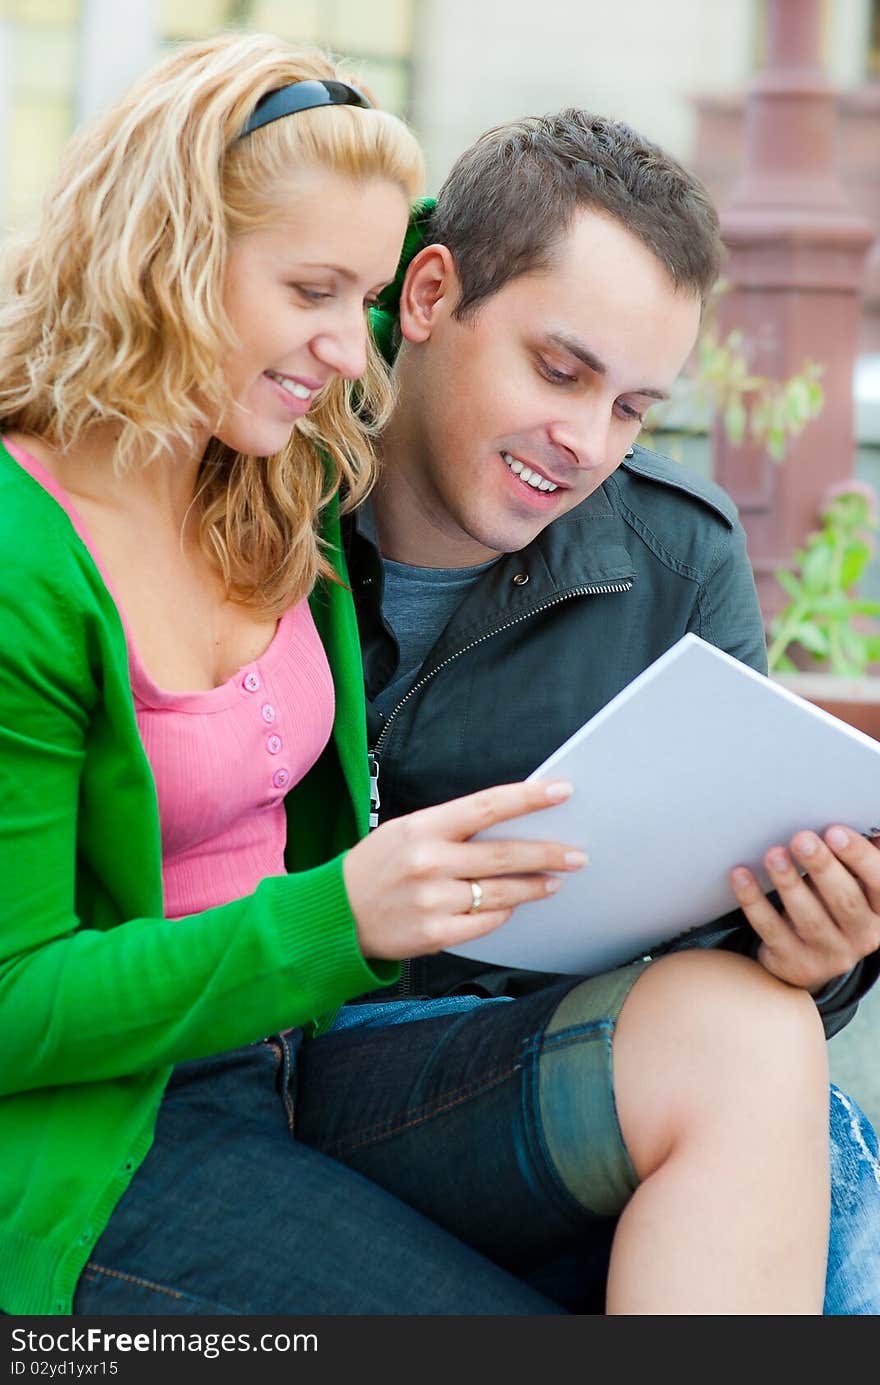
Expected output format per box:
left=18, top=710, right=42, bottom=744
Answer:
left=347, top=110, right=880, bottom=1313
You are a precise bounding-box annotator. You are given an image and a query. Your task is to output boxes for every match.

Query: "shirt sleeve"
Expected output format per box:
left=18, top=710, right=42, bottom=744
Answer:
left=690, top=515, right=769, bottom=675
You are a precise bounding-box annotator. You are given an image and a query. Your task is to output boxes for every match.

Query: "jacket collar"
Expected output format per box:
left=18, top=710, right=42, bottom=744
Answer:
left=348, top=482, right=635, bottom=665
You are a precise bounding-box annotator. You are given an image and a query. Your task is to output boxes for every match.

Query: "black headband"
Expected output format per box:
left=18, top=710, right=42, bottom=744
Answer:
left=239, top=79, right=371, bottom=138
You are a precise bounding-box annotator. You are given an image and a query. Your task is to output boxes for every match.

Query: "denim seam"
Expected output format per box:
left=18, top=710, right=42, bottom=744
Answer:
left=83, top=1260, right=238, bottom=1314
left=522, top=1020, right=622, bottom=1223
left=521, top=1034, right=600, bottom=1225
left=540, top=1018, right=615, bottom=1053
left=539, top=1018, right=639, bottom=1205
left=276, top=1032, right=296, bottom=1134
left=320, top=1060, right=520, bottom=1158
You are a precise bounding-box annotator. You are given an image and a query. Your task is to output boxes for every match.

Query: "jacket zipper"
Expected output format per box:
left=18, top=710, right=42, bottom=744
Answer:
left=366, top=579, right=633, bottom=997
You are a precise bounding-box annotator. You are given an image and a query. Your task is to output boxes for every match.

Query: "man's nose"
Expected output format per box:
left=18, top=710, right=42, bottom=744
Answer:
left=547, top=403, right=613, bottom=471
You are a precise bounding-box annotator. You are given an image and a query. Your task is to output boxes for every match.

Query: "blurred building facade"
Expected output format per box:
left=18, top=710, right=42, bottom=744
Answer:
left=1, top=1, right=876, bottom=223
left=0, top=0, right=415, bottom=231
left=1, top=0, right=878, bottom=563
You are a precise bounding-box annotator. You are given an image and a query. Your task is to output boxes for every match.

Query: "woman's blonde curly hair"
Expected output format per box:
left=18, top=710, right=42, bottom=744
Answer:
left=0, top=32, right=424, bottom=615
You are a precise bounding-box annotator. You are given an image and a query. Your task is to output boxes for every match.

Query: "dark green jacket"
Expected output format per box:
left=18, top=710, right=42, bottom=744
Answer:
left=351, top=204, right=880, bottom=1034
left=352, top=444, right=767, bottom=815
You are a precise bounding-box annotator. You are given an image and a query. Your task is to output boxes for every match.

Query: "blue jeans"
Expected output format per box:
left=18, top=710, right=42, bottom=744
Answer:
left=74, top=977, right=619, bottom=1314
left=73, top=989, right=880, bottom=1314
left=826, top=1083, right=880, bottom=1314
left=330, top=995, right=880, bottom=1315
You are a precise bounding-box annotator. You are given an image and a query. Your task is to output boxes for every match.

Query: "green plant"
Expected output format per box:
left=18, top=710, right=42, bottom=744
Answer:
left=635, top=284, right=880, bottom=680
left=767, top=485, right=880, bottom=676
left=694, top=324, right=824, bottom=461
left=639, top=281, right=825, bottom=462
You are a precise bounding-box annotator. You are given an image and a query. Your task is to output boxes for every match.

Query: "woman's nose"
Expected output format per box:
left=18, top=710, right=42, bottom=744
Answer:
left=311, top=308, right=369, bottom=382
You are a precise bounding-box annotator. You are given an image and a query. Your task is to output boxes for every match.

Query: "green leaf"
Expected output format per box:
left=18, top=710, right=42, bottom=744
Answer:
left=728, top=355, right=747, bottom=385
left=767, top=427, right=787, bottom=462
left=840, top=540, right=872, bottom=588
left=806, top=380, right=824, bottom=414
left=775, top=569, right=803, bottom=600
left=723, top=397, right=747, bottom=445
left=807, top=594, right=852, bottom=617
left=750, top=399, right=769, bottom=439
left=835, top=627, right=869, bottom=673
left=791, top=624, right=831, bottom=657
left=800, top=545, right=834, bottom=595
left=786, top=377, right=811, bottom=427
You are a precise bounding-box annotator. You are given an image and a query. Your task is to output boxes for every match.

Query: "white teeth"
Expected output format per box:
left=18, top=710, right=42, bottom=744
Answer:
left=501, top=451, right=558, bottom=492
left=267, top=371, right=311, bottom=400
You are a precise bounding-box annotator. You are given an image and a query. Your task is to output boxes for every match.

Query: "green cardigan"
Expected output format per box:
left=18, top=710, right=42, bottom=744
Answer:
left=0, top=443, right=397, bottom=1314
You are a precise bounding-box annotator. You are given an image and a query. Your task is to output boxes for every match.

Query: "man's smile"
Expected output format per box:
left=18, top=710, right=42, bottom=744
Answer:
left=498, top=450, right=570, bottom=509
left=500, top=450, right=567, bottom=493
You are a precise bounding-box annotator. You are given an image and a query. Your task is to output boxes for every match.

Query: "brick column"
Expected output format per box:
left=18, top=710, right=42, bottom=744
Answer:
left=713, top=0, right=874, bottom=624
left=839, top=79, right=880, bottom=353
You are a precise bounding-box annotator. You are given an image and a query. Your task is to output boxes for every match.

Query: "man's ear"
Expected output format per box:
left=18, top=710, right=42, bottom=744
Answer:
left=398, top=244, right=460, bottom=344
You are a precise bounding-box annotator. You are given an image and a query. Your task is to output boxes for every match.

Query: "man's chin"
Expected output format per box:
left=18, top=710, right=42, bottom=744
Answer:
left=465, top=519, right=545, bottom=557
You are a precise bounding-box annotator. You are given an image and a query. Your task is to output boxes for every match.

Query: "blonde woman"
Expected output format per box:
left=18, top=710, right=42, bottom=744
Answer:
left=0, top=34, right=829, bottom=1318
left=0, top=32, right=587, bottom=1316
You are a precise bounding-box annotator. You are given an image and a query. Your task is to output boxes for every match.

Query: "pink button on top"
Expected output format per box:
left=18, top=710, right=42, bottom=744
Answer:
left=272, top=768, right=290, bottom=790
left=266, top=734, right=282, bottom=754
left=242, top=671, right=260, bottom=693
left=261, top=703, right=276, bottom=724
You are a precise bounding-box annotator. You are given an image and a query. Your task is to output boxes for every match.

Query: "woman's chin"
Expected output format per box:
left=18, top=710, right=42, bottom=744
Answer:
left=214, top=422, right=296, bottom=457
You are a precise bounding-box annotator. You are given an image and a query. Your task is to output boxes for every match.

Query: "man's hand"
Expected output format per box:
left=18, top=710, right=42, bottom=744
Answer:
left=728, top=827, right=880, bottom=993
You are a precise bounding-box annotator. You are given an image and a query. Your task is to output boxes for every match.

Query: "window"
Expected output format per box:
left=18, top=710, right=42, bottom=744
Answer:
left=1, top=0, right=79, bottom=228
left=160, top=0, right=415, bottom=118
left=0, top=0, right=416, bottom=229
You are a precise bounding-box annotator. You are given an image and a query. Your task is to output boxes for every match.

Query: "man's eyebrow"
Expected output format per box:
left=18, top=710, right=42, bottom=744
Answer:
left=546, top=332, right=669, bottom=401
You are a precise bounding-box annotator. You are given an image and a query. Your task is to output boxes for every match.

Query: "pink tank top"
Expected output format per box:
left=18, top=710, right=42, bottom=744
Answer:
left=5, top=439, right=335, bottom=919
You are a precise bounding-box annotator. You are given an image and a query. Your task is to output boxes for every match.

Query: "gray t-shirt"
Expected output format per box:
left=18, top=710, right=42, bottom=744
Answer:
left=374, top=554, right=499, bottom=715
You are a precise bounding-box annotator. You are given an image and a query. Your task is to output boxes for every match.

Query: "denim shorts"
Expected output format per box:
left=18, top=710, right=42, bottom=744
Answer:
left=73, top=966, right=646, bottom=1315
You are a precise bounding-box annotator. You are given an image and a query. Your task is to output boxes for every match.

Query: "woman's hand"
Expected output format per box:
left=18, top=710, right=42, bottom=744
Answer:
left=343, top=779, right=587, bottom=961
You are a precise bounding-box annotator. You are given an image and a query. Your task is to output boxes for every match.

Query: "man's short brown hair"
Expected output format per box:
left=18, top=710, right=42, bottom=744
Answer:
left=429, top=108, right=723, bottom=316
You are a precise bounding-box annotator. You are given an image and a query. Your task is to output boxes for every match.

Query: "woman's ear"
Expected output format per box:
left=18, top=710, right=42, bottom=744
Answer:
left=398, top=244, right=460, bottom=344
